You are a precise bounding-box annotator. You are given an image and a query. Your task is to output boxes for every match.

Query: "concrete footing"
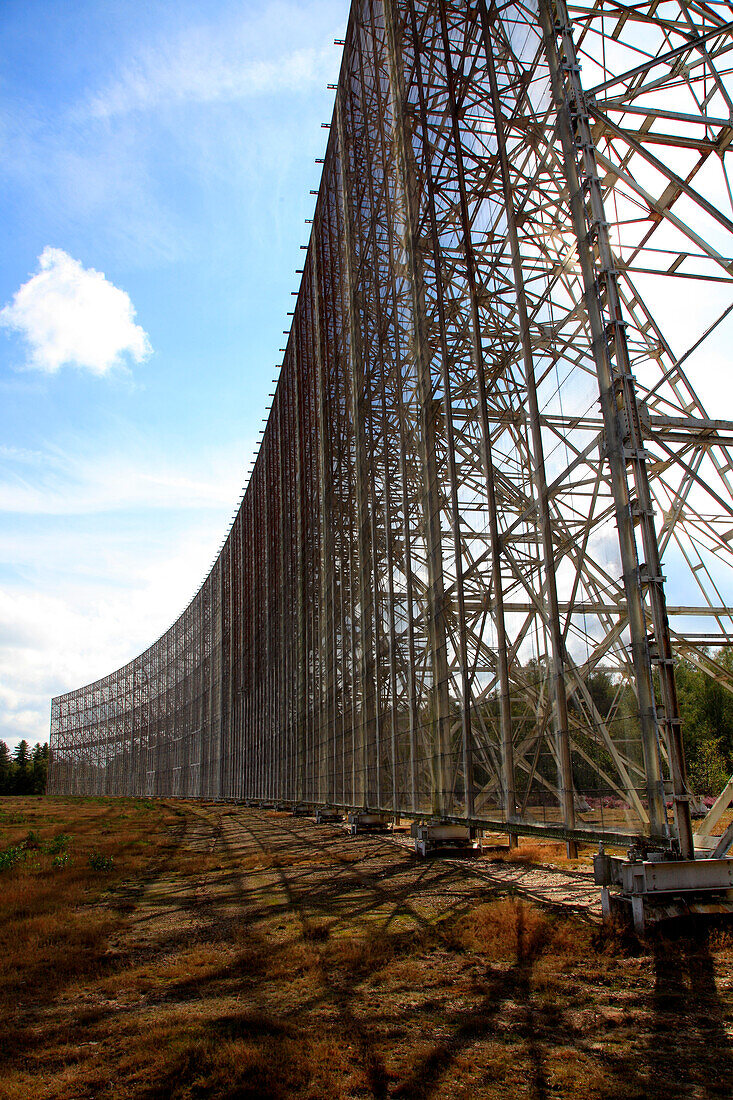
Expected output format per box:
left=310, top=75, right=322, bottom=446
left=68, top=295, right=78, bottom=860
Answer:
left=315, top=808, right=343, bottom=824
left=595, top=850, right=733, bottom=933
left=411, top=821, right=472, bottom=858
left=347, top=812, right=390, bottom=835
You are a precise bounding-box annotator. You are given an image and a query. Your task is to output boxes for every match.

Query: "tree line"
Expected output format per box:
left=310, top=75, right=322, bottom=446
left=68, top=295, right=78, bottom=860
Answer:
left=0, top=741, right=49, bottom=795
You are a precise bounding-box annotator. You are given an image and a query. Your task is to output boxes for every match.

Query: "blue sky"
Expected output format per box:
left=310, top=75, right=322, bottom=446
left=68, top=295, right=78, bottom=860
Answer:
left=0, top=0, right=347, bottom=750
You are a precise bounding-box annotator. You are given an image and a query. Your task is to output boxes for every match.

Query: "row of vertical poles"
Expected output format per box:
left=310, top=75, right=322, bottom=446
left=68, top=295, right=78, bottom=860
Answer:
left=48, top=0, right=704, bottom=862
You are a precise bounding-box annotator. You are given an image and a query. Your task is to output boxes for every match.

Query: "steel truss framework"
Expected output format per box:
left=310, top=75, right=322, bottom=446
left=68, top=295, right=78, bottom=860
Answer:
left=50, top=0, right=733, bottom=857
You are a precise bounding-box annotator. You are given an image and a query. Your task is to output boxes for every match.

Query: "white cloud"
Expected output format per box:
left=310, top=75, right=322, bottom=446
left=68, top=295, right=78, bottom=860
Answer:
left=0, top=247, right=151, bottom=375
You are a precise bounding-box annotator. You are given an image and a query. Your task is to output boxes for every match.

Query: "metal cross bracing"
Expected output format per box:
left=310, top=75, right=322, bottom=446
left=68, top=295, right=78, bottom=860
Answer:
left=50, top=0, right=733, bottom=860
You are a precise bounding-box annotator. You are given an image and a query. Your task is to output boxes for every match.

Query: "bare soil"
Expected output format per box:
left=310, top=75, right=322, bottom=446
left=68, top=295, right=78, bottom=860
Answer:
left=2, top=797, right=733, bottom=1099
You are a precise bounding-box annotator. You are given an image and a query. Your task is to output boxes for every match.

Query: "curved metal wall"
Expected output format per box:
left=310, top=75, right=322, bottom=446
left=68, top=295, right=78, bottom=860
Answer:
left=51, top=0, right=733, bottom=853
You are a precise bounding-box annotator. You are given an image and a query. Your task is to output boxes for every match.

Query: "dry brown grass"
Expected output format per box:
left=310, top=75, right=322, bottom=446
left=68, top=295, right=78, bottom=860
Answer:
left=484, top=838, right=586, bottom=868
left=325, top=928, right=401, bottom=978
left=446, top=897, right=556, bottom=960
left=2, top=799, right=733, bottom=1100
left=0, top=797, right=182, bottom=1007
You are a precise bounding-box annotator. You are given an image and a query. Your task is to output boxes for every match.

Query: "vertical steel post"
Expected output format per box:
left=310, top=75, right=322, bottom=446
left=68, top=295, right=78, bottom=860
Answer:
left=336, top=91, right=378, bottom=809
left=442, top=0, right=517, bottom=832
left=312, top=250, right=336, bottom=806
left=538, top=0, right=681, bottom=851
left=384, top=0, right=452, bottom=818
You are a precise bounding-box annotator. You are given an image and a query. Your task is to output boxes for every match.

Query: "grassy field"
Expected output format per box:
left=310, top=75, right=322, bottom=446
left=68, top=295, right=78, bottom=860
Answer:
left=2, top=797, right=733, bottom=1099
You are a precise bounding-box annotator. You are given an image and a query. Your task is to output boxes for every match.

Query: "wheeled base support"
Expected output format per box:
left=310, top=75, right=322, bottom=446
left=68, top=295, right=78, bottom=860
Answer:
left=315, top=808, right=343, bottom=824
left=595, top=850, right=733, bottom=934
left=411, top=821, right=473, bottom=858
left=347, top=812, right=390, bottom=835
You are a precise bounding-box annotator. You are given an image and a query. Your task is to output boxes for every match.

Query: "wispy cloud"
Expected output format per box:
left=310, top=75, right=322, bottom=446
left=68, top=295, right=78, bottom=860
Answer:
left=0, top=532, right=224, bottom=750
left=0, top=435, right=253, bottom=750
left=0, top=438, right=249, bottom=517
left=86, top=2, right=341, bottom=120
left=0, top=248, right=152, bottom=375
left=0, top=4, right=344, bottom=269
left=89, top=45, right=335, bottom=121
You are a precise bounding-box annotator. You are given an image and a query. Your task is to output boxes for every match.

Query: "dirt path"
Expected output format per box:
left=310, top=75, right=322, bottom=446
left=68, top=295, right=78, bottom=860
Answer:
left=4, top=801, right=733, bottom=1100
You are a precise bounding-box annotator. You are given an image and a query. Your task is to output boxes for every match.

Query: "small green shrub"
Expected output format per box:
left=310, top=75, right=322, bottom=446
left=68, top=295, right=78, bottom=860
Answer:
left=24, top=829, right=42, bottom=850
left=52, top=852, right=71, bottom=868
left=88, top=852, right=114, bottom=872
left=47, top=833, right=71, bottom=855
left=0, top=845, right=27, bottom=872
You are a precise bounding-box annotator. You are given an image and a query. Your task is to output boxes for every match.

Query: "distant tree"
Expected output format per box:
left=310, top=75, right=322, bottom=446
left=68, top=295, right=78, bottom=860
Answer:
left=0, top=740, right=49, bottom=796
left=688, top=737, right=729, bottom=797
left=677, top=650, right=733, bottom=795
left=0, top=740, right=11, bottom=795
left=12, top=740, right=30, bottom=794
left=31, top=743, right=49, bottom=795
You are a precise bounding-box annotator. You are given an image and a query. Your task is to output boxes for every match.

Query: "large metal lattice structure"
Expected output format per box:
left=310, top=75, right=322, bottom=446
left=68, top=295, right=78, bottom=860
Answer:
left=50, top=0, right=733, bottom=858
